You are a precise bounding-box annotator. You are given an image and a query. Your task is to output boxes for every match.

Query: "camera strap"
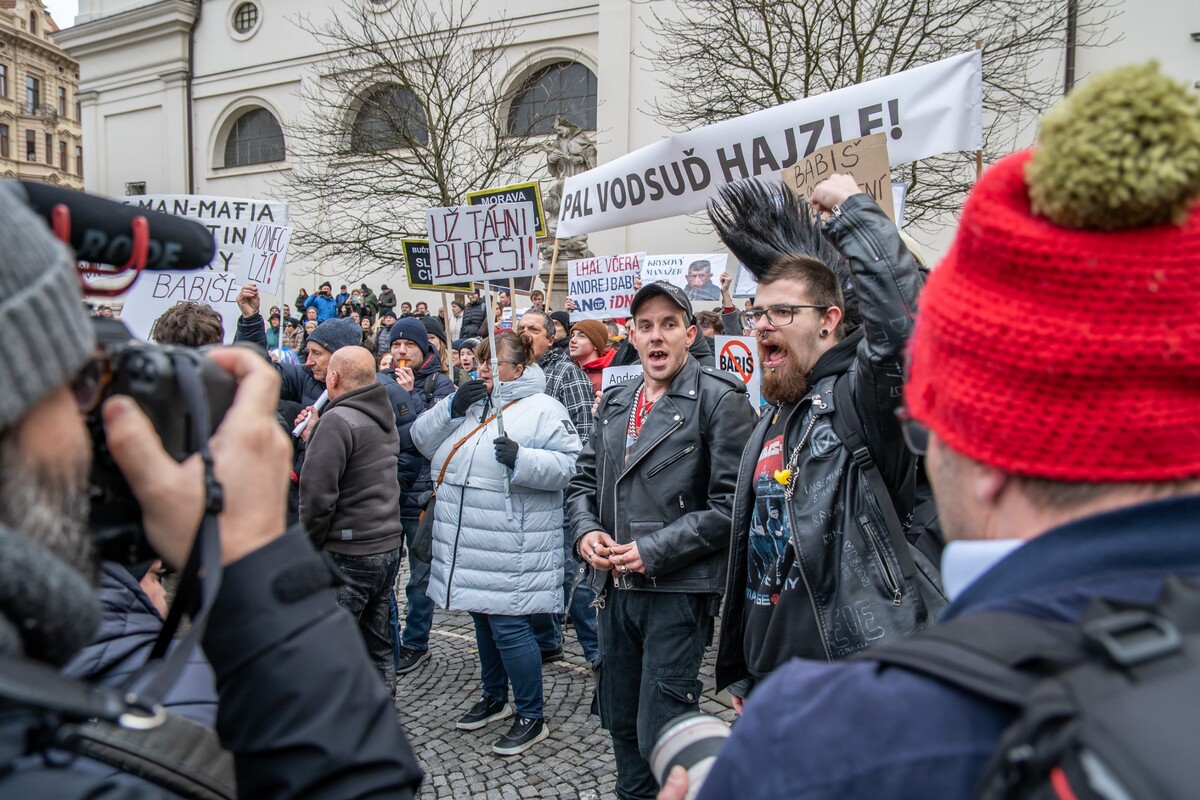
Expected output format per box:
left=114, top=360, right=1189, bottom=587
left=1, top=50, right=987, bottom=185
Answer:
left=123, top=353, right=226, bottom=712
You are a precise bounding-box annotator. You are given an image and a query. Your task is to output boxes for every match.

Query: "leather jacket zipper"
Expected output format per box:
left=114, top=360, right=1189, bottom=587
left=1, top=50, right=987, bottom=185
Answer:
left=645, top=445, right=696, bottom=478
left=859, top=514, right=903, bottom=606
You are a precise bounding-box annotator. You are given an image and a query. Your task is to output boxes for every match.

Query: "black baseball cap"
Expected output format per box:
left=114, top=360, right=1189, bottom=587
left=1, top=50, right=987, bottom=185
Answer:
left=631, top=280, right=694, bottom=320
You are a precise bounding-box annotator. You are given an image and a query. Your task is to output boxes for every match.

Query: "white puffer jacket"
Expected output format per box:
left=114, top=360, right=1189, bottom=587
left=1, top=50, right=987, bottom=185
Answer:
left=411, top=365, right=582, bottom=615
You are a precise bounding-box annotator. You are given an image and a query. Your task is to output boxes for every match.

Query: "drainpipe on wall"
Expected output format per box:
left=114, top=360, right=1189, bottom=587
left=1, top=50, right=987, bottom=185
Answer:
left=185, top=0, right=201, bottom=193
left=1064, top=0, right=1078, bottom=95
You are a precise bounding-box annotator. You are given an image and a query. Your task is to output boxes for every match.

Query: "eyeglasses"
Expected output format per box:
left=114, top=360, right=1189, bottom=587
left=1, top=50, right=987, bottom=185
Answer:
left=894, top=407, right=929, bottom=456
left=71, top=356, right=113, bottom=413
left=744, top=304, right=829, bottom=327
left=476, top=360, right=522, bottom=372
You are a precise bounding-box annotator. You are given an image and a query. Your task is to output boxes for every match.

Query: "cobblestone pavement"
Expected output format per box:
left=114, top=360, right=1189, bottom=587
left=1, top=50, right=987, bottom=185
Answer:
left=392, top=562, right=735, bottom=800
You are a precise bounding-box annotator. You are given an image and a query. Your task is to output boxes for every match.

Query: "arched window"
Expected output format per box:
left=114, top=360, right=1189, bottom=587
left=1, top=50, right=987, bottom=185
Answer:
left=350, top=85, right=429, bottom=152
left=507, top=62, right=596, bottom=136
left=224, top=107, right=285, bottom=166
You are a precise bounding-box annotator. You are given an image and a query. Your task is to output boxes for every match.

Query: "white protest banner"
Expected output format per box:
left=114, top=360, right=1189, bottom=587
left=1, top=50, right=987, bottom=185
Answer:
left=120, top=195, right=288, bottom=344
left=716, top=335, right=762, bottom=409
left=568, top=252, right=645, bottom=321
left=602, top=364, right=643, bottom=391
left=556, top=50, right=982, bottom=237
left=425, top=202, right=537, bottom=286
left=236, top=222, right=291, bottom=295
left=892, top=184, right=907, bottom=228
left=734, top=264, right=757, bottom=299
left=642, top=254, right=729, bottom=302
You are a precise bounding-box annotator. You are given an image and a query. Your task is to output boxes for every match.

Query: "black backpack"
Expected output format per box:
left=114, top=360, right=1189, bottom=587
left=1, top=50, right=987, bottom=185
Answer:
left=864, top=575, right=1200, bottom=799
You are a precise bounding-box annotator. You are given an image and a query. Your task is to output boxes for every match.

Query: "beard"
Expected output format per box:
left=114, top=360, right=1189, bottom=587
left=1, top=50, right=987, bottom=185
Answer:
left=760, top=342, right=810, bottom=405
left=0, top=426, right=95, bottom=582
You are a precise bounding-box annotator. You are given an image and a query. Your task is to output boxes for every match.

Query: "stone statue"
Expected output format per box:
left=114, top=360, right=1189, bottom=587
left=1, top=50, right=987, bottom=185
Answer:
left=541, top=117, right=597, bottom=293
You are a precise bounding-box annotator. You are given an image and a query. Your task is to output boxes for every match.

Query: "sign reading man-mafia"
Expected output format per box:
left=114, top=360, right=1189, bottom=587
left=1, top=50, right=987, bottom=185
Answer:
left=119, top=194, right=289, bottom=344
left=425, top=202, right=538, bottom=286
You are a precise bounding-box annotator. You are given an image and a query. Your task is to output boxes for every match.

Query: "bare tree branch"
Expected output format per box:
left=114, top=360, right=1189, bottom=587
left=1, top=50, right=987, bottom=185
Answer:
left=275, top=0, right=546, bottom=282
left=641, top=0, right=1119, bottom=229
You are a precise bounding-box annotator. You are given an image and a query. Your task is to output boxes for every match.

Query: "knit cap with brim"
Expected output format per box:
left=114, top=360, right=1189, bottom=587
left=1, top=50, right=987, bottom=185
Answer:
left=0, top=182, right=94, bottom=431
left=571, top=319, right=610, bottom=353
left=907, top=62, right=1200, bottom=481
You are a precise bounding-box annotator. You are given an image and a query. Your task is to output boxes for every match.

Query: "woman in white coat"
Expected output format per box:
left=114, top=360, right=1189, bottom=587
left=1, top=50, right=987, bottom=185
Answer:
left=412, top=331, right=582, bottom=757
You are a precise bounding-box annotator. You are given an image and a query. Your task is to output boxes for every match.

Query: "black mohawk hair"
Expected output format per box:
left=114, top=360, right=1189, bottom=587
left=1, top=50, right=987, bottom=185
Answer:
left=707, top=179, right=860, bottom=329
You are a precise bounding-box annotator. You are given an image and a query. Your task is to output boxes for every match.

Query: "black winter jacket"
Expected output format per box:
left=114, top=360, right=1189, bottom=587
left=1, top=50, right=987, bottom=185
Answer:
left=567, top=357, right=756, bottom=598
left=714, top=193, right=945, bottom=692
left=460, top=298, right=488, bottom=338
left=0, top=532, right=422, bottom=798
left=377, top=349, right=456, bottom=519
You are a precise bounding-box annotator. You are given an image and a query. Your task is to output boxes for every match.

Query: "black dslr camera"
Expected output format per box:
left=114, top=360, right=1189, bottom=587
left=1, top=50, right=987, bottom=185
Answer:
left=85, top=318, right=236, bottom=564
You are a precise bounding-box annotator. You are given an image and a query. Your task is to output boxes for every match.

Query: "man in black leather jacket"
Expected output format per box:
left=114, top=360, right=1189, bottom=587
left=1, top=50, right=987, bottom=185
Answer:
left=712, top=175, right=944, bottom=713
left=566, top=281, right=756, bottom=800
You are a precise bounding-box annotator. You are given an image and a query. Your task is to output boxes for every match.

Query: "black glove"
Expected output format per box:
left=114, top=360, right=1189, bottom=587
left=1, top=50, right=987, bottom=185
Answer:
left=450, top=379, right=488, bottom=418
left=493, top=435, right=519, bottom=469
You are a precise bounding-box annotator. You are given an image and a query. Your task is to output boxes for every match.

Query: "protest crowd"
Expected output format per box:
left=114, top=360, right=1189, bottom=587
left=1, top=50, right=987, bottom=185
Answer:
left=1, top=55, right=1198, bottom=800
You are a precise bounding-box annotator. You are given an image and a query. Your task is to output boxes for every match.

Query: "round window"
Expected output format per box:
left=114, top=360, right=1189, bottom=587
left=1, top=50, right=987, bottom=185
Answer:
left=229, top=2, right=261, bottom=39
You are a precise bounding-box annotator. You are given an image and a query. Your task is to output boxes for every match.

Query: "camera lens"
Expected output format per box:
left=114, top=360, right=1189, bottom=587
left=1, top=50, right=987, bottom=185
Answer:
left=650, top=712, right=730, bottom=798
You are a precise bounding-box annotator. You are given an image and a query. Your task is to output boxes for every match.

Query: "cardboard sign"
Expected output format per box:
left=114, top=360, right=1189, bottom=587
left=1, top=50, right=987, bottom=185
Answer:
left=403, top=238, right=470, bottom=292
left=642, top=254, right=730, bottom=304
left=556, top=51, right=983, bottom=237
left=236, top=222, right=291, bottom=294
left=782, top=133, right=895, bottom=221
left=466, top=181, right=548, bottom=239
left=601, top=363, right=643, bottom=391
left=119, top=194, right=289, bottom=344
left=716, top=335, right=762, bottom=409
left=568, top=252, right=645, bottom=322
left=425, top=202, right=538, bottom=286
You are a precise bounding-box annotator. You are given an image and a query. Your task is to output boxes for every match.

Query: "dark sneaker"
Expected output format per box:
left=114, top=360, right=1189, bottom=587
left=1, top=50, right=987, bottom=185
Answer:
left=394, top=647, right=430, bottom=675
left=539, top=645, right=563, bottom=664
left=492, top=716, right=549, bottom=756
left=456, top=696, right=513, bottom=731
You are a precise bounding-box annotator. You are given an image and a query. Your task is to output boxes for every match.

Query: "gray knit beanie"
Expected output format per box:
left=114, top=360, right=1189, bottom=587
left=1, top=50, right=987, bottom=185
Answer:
left=306, top=317, right=363, bottom=353
left=0, top=181, right=94, bottom=432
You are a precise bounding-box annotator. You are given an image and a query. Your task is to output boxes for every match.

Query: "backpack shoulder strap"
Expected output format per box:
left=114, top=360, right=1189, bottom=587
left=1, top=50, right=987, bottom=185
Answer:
left=424, top=374, right=437, bottom=404
left=859, top=612, right=1087, bottom=707
left=829, top=373, right=918, bottom=578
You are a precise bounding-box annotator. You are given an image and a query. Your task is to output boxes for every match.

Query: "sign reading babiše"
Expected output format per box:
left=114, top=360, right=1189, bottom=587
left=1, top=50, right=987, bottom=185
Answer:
left=782, top=133, right=895, bottom=221
left=119, top=194, right=289, bottom=344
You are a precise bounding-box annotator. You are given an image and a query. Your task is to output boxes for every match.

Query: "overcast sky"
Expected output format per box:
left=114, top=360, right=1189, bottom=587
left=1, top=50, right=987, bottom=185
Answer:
left=44, top=0, right=79, bottom=28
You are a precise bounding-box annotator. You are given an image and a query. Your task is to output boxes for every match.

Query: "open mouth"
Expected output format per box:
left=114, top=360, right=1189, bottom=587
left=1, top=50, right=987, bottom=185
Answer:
left=760, top=341, right=788, bottom=369
left=647, top=349, right=670, bottom=368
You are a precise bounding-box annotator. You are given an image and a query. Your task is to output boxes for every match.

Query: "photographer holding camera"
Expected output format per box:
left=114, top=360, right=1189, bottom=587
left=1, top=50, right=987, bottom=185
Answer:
left=0, top=181, right=422, bottom=797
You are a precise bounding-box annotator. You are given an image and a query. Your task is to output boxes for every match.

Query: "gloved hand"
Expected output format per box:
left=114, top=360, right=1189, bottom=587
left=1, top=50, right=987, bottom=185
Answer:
left=493, top=435, right=519, bottom=469
left=451, top=380, right=489, bottom=418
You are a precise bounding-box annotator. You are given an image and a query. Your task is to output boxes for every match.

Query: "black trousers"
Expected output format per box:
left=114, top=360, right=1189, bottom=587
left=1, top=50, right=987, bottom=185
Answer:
left=596, top=589, right=715, bottom=800
left=328, top=548, right=402, bottom=693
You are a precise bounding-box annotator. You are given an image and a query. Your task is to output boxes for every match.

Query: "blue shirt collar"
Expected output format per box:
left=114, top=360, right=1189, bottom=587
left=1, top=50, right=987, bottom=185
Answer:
left=941, top=493, right=1200, bottom=621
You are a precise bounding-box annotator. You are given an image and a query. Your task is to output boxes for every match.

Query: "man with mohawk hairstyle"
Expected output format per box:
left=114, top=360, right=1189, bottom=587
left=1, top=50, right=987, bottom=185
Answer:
left=658, top=62, right=1200, bottom=800
left=710, top=176, right=946, bottom=711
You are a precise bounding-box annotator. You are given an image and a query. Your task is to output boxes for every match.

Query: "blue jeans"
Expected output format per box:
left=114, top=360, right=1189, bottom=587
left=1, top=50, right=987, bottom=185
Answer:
left=531, top=526, right=600, bottom=662
left=470, top=612, right=544, bottom=719
left=596, top=590, right=715, bottom=800
left=390, top=517, right=434, bottom=659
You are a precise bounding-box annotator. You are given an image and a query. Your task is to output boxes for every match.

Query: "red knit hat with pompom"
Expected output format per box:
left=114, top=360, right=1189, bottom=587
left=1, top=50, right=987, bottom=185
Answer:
left=907, top=63, right=1200, bottom=481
